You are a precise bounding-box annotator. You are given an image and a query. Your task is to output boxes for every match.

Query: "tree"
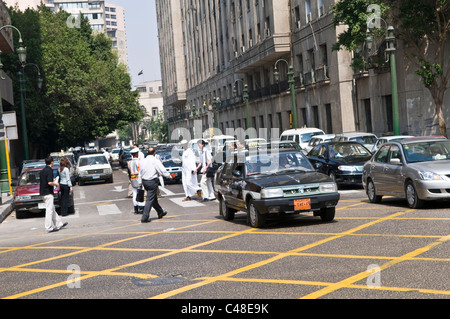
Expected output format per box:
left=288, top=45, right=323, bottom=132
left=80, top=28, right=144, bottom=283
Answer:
left=4, top=5, right=144, bottom=156
left=332, top=0, right=450, bottom=137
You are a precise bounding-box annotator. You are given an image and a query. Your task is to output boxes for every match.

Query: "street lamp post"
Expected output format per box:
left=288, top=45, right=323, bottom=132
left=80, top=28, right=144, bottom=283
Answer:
left=212, top=97, right=220, bottom=129
left=18, top=63, right=42, bottom=160
left=233, top=79, right=250, bottom=134
left=0, top=25, right=26, bottom=197
left=366, top=24, right=400, bottom=136
left=274, top=59, right=298, bottom=129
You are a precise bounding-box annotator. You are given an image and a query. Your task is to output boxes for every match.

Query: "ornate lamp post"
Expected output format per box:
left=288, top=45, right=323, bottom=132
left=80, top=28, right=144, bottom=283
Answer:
left=366, top=24, right=399, bottom=135
left=233, top=79, right=250, bottom=133
left=274, top=59, right=298, bottom=129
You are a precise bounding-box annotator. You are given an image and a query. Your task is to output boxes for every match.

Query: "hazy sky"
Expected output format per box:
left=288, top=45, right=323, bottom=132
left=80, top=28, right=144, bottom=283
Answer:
left=107, top=0, right=161, bottom=87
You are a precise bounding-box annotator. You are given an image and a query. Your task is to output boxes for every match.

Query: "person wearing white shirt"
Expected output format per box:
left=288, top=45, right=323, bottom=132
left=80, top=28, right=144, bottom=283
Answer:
left=180, top=140, right=200, bottom=201
left=196, top=140, right=216, bottom=201
left=138, top=147, right=172, bottom=223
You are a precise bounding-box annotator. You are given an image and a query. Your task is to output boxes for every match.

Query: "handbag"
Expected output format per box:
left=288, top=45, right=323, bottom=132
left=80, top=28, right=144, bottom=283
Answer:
left=206, top=166, right=216, bottom=178
left=136, top=188, right=145, bottom=202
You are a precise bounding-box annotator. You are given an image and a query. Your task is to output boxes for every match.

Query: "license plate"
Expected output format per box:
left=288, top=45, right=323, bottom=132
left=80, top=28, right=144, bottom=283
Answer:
left=294, top=198, right=311, bottom=211
left=38, top=203, right=46, bottom=209
left=92, top=174, right=100, bottom=179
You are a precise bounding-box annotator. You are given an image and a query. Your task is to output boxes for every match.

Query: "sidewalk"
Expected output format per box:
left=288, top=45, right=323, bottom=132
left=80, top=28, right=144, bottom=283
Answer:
left=0, top=195, right=13, bottom=223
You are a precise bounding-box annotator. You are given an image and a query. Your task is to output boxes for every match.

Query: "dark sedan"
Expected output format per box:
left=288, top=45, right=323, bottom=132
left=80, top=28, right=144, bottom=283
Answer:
left=214, top=149, right=340, bottom=228
left=306, top=141, right=373, bottom=185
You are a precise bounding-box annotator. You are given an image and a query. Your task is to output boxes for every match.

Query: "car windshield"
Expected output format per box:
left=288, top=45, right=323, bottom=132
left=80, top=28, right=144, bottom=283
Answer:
left=245, top=151, right=314, bottom=176
left=301, top=132, right=324, bottom=143
left=403, top=141, right=450, bottom=163
left=78, top=156, right=108, bottom=167
left=112, top=149, right=120, bottom=154
left=19, top=169, right=58, bottom=186
left=330, top=143, right=371, bottom=159
left=350, top=136, right=377, bottom=145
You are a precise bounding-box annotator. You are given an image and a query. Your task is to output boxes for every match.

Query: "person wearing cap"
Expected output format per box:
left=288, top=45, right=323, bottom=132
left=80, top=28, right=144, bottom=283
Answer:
left=196, top=140, right=216, bottom=202
left=128, top=148, right=145, bottom=214
left=180, top=140, right=200, bottom=201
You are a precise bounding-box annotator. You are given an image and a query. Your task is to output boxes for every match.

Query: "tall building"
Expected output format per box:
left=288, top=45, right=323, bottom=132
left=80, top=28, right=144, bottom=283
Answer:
left=104, top=3, right=128, bottom=67
left=157, top=0, right=449, bottom=141
left=2, top=0, right=53, bottom=11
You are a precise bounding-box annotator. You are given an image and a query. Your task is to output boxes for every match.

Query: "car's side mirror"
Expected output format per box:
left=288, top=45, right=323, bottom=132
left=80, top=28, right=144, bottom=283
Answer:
left=390, top=158, right=402, bottom=165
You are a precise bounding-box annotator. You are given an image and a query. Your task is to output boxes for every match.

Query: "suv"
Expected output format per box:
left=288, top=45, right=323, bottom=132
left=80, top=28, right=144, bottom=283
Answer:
left=214, top=149, right=340, bottom=228
left=75, top=153, right=113, bottom=186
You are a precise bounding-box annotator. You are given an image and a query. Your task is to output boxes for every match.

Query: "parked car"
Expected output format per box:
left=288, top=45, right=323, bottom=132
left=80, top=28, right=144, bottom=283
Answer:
left=332, top=132, right=378, bottom=150
left=304, top=134, right=336, bottom=153
left=75, top=153, right=113, bottom=186
left=362, top=137, right=450, bottom=208
left=280, top=127, right=325, bottom=150
left=306, top=141, right=373, bottom=185
left=12, top=166, right=74, bottom=219
left=214, top=149, right=340, bottom=228
left=371, top=135, right=414, bottom=153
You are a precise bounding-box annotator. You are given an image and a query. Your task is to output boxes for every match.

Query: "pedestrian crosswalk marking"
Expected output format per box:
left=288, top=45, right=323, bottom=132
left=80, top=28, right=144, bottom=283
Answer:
left=169, top=197, right=205, bottom=207
left=97, top=204, right=122, bottom=215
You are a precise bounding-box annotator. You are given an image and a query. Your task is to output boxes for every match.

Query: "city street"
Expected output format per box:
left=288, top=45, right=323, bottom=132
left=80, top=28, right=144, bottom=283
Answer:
left=0, top=162, right=449, bottom=305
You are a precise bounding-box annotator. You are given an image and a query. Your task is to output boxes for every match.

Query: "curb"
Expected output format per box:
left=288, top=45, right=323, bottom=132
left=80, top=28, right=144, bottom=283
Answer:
left=0, top=198, right=14, bottom=223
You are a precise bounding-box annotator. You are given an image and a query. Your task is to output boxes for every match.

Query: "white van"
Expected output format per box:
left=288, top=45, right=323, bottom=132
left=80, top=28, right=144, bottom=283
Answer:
left=280, top=128, right=325, bottom=150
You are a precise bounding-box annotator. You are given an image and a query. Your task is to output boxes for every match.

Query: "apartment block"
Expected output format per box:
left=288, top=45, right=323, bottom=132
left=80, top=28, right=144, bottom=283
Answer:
left=157, top=0, right=450, bottom=140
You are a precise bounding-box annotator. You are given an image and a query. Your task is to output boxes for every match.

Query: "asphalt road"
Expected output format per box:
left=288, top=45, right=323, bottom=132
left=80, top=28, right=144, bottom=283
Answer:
left=0, top=162, right=449, bottom=309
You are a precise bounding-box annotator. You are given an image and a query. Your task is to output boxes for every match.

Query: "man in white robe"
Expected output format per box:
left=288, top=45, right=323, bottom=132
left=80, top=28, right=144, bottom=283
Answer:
left=180, top=140, right=200, bottom=201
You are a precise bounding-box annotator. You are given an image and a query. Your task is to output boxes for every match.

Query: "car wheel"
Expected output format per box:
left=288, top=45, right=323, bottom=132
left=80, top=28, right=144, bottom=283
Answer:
left=78, top=179, right=84, bottom=186
left=219, top=196, right=235, bottom=221
left=248, top=199, right=266, bottom=228
left=319, top=207, right=335, bottom=222
left=367, top=179, right=382, bottom=203
left=405, top=181, right=424, bottom=209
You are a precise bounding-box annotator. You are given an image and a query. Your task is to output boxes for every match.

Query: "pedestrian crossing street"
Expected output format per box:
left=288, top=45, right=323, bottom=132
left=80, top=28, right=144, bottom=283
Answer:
left=68, top=186, right=209, bottom=218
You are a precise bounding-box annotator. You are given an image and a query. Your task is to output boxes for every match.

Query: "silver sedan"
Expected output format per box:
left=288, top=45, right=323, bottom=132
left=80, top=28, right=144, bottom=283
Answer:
left=362, top=137, right=450, bottom=208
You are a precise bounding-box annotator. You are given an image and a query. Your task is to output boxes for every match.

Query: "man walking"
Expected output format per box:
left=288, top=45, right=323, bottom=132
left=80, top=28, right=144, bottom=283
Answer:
left=128, top=147, right=145, bottom=214
left=40, top=156, right=68, bottom=233
left=197, top=140, right=216, bottom=201
left=138, top=147, right=173, bottom=223
left=180, top=140, right=200, bottom=201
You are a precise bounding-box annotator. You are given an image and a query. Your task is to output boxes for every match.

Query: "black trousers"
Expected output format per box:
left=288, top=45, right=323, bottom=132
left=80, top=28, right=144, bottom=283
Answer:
left=141, top=178, right=164, bottom=222
left=60, top=184, right=70, bottom=216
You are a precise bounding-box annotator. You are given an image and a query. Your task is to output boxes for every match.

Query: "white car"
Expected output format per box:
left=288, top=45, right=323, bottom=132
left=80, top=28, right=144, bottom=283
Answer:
left=304, top=134, right=336, bottom=153
left=332, top=132, right=378, bottom=150
left=280, top=128, right=325, bottom=150
left=76, top=154, right=113, bottom=186
left=371, top=135, right=414, bottom=153
left=110, top=148, right=121, bottom=162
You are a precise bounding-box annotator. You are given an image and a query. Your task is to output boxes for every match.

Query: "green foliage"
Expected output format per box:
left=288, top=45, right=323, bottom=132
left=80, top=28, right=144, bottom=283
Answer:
left=331, top=0, right=389, bottom=52
left=5, top=5, right=143, bottom=154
